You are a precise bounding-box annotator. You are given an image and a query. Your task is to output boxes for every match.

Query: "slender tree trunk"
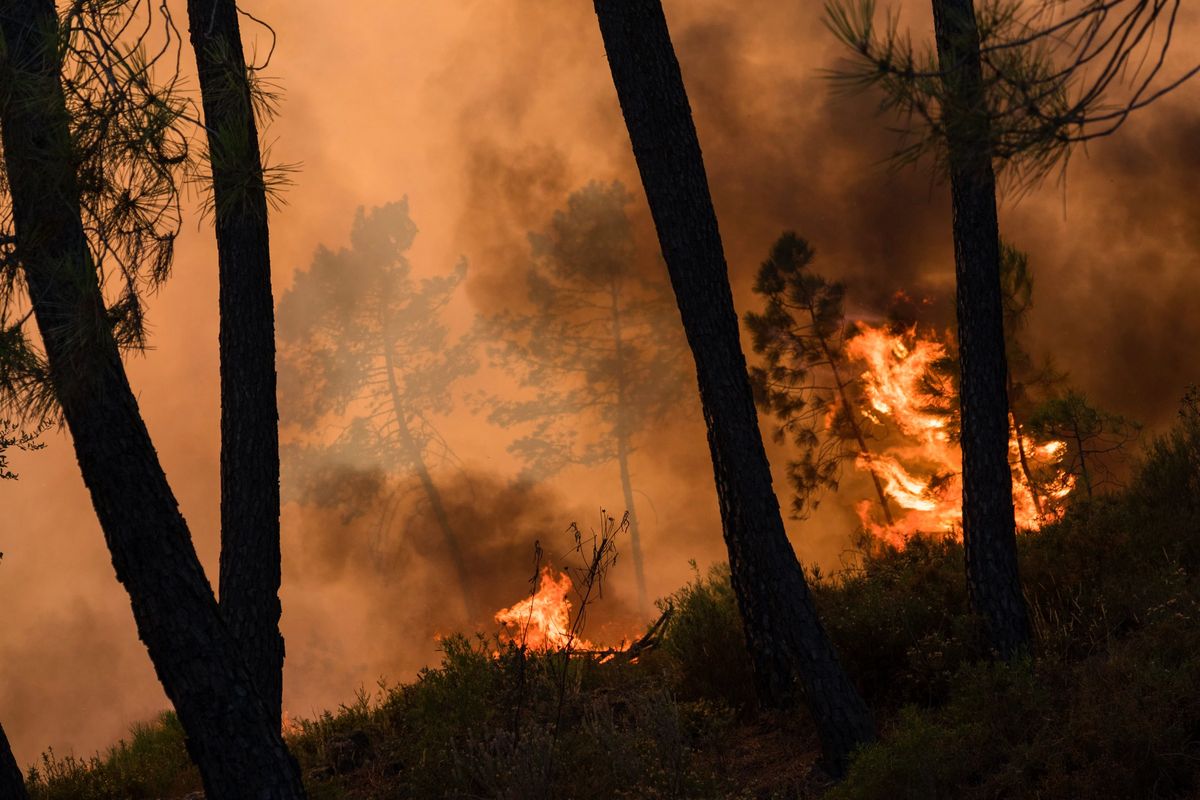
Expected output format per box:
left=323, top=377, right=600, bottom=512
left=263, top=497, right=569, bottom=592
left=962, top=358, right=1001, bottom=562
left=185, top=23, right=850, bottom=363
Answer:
left=0, top=720, right=26, bottom=800
left=593, top=0, right=874, bottom=776
left=1073, top=424, right=1094, bottom=498
left=609, top=283, right=649, bottom=615
left=1010, top=406, right=1043, bottom=519
left=0, top=4, right=305, bottom=797
left=932, top=0, right=1031, bottom=657
left=615, top=437, right=648, bottom=614
left=185, top=0, right=284, bottom=723
left=381, top=332, right=477, bottom=621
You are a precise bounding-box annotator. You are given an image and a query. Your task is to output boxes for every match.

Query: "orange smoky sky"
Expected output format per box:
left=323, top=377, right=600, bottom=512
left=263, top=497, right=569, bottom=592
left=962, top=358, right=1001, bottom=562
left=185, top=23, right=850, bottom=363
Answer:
left=3, top=0, right=1199, bottom=769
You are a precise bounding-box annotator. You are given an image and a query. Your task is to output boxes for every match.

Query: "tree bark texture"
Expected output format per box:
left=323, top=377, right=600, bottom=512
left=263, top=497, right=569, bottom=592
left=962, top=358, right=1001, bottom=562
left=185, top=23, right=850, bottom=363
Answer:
left=0, top=3, right=305, bottom=796
left=0, top=720, right=26, bottom=800
left=592, top=0, right=875, bottom=776
left=931, top=0, right=1032, bottom=657
left=186, top=0, right=285, bottom=722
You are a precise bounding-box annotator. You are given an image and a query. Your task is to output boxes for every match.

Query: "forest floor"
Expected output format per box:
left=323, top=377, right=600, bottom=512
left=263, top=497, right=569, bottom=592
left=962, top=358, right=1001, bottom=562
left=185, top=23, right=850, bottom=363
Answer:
left=21, top=403, right=1200, bottom=799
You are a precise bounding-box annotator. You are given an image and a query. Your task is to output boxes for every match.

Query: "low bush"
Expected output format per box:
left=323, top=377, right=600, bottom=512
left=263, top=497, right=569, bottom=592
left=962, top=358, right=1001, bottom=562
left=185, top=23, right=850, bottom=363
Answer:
left=23, top=395, right=1200, bottom=798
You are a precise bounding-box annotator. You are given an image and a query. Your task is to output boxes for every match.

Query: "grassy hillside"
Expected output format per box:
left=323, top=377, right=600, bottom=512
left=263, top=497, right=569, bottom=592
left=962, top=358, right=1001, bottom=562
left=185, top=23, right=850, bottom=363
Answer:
left=24, top=395, right=1200, bottom=799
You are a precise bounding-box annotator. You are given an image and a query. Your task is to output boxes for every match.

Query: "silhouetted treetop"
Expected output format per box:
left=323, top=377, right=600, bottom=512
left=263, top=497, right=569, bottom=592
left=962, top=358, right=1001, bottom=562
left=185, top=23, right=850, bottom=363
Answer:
left=0, top=0, right=192, bottom=420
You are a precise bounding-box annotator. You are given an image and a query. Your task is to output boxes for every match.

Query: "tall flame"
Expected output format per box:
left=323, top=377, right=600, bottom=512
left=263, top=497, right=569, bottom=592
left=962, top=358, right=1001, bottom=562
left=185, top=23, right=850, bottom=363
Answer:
left=495, top=567, right=595, bottom=651
left=845, top=324, right=1073, bottom=546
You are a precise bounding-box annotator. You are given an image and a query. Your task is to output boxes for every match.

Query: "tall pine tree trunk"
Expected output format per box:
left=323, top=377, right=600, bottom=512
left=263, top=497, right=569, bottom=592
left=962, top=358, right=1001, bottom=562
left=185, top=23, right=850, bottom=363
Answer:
left=932, top=0, right=1031, bottom=657
left=381, top=332, right=476, bottom=621
left=610, top=284, right=649, bottom=615
left=615, top=432, right=648, bottom=614
left=0, top=3, right=305, bottom=796
left=1071, top=422, right=1094, bottom=498
left=185, top=0, right=286, bottom=724
left=592, top=0, right=874, bottom=776
left=0, top=720, right=26, bottom=800
left=1010, top=411, right=1043, bottom=519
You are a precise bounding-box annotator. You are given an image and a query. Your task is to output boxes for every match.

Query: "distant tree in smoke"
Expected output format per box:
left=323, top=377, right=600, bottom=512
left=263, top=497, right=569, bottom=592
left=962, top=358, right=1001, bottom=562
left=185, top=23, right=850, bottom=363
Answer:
left=744, top=232, right=895, bottom=525
left=482, top=180, right=691, bottom=616
left=277, top=199, right=480, bottom=619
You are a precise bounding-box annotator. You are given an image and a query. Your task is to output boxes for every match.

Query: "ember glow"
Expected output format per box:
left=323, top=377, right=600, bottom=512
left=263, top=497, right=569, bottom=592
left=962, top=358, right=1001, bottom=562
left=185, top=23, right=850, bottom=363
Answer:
left=845, top=324, right=1073, bottom=546
left=494, top=567, right=596, bottom=652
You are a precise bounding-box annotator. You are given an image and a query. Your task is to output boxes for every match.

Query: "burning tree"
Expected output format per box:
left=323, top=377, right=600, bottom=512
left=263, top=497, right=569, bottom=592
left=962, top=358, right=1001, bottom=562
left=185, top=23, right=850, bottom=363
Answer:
left=745, top=232, right=895, bottom=525
left=1028, top=391, right=1140, bottom=499
left=484, top=181, right=690, bottom=616
left=277, top=200, right=479, bottom=619
left=823, top=0, right=1200, bottom=658
left=999, top=243, right=1061, bottom=518
left=741, top=233, right=1082, bottom=542
left=839, top=320, right=1075, bottom=542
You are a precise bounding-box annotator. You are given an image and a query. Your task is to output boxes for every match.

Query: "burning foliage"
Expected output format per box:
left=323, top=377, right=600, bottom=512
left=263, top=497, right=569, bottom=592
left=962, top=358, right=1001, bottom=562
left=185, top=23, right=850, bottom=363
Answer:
left=845, top=323, right=1074, bottom=545
left=495, top=567, right=598, bottom=652
left=744, top=233, right=1138, bottom=548
left=494, top=512, right=636, bottom=656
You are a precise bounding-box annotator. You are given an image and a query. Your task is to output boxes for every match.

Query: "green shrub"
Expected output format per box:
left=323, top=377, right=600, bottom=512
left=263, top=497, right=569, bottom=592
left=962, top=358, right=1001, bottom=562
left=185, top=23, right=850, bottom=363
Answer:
left=27, top=711, right=199, bottom=800
left=832, top=618, right=1200, bottom=799
left=658, top=563, right=756, bottom=711
left=20, top=396, right=1200, bottom=799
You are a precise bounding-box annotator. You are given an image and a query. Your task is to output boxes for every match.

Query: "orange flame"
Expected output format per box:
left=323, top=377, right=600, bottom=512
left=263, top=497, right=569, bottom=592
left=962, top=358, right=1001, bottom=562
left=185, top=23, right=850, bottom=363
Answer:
left=845, top=324, right=1073, bottom=546
left=281, top=709, right=302, bottom=738
left=495, top=567, right=596, bottom=651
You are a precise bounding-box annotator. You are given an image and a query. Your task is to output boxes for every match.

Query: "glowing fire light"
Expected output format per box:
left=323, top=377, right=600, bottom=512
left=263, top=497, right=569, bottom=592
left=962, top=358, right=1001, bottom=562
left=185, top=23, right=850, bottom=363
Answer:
left=281, top=710, right=302, bottom=738
left=495, top=567, right=597, bottom=651
left=845, top=324, right=1073, bottom=546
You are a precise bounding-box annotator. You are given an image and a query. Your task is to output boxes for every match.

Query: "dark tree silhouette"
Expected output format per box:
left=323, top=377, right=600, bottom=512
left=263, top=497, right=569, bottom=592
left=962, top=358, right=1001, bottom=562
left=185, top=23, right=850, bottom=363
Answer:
left=278, top=200, right=479, bottom=619
left=0, top=420, right=44, bottom=482
left=186, top=0, right=286, bottom=724
left=745, top=232, right=894, bottom=525
left=997, top=242, right=1074, bottom=518
left=826, top=0, right=1199, bottom=185
left=485, top=181, right=689, bottom=615
left=999, top=243, right=1045, bottom=516
left=592, top=0, right=874, bottom=776
left=0, top=1, right=305, bottom=796
left=1, top=1, right=188, bottom=419
left=0, top=719, right=26, bottom=800
left=1029, top=391, right=1140, bottom=498
left=931, top=0, right=1031, bottom=660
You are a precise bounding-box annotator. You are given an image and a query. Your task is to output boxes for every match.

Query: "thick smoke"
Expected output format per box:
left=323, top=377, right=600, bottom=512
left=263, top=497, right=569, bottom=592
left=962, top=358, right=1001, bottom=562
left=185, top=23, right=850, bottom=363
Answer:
left=2, top=0, right=1197, bottom=769
left=279, top=467, right=646, bottom=723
